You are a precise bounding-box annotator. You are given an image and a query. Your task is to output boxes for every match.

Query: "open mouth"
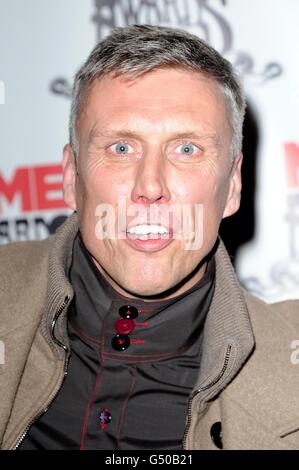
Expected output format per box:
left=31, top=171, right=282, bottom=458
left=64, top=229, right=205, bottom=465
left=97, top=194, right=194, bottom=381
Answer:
left=126, top=224, right=172, bottom=239
left=125, top=224, right=174, bottom=251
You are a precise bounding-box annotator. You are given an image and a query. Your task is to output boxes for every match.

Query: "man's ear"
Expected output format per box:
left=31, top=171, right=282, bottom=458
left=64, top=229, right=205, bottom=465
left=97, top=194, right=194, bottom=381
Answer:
left=62, top=144, right=77, bottom=211
left=222, top=152, right=243, bottom=219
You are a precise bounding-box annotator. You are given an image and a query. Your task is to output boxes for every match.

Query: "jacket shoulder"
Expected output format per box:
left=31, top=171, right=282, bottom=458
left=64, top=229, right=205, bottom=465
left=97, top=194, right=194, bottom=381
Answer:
left=243, top=289, right=299, bottom=333
left=221, top=289, right=299, bottom=446
left=0, top=237, right=54, bottom=332
left=0, top=237, right=53, bottom=280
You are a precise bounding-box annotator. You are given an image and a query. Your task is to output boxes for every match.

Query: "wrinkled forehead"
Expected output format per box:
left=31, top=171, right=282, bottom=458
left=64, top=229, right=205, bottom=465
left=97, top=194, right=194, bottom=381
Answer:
left=77, top=68, right=231, bottom=142
left=84, top=68, right=227, bottom=108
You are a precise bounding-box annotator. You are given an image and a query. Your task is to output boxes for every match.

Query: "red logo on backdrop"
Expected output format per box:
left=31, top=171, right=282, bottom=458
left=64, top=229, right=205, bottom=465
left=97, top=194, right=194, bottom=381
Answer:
left=0, top=164, right=66, bottom=213
left=285, top=143, right=299, bottom=189
left=0, top=164, right=69, bottom=244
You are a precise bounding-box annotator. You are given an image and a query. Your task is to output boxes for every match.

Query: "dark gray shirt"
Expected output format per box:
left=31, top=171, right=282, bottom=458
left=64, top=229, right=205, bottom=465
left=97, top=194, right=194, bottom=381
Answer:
left=20, top=234, right=215, bottom=450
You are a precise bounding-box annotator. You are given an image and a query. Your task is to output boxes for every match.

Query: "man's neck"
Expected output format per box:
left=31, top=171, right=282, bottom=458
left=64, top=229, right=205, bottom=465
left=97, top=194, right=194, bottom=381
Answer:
left=90, top=255, right=208, bottom=302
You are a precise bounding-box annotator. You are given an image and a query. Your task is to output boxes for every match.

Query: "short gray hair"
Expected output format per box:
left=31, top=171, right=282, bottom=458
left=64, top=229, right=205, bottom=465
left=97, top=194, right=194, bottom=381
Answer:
left=69, top=24, right=246, bottom=159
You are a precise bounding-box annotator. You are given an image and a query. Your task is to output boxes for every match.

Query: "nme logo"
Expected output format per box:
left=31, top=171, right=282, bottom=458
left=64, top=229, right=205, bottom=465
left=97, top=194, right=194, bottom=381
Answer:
left=0, top=164, right=66, bottom=214
left=285, top=143, right=299, bottom=189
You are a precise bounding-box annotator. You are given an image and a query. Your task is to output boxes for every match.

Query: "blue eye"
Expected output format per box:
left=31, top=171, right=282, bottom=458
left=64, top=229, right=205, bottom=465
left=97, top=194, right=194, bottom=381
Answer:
left=179, top=143, right=196, bottom=155
left=114, top=143, right=130, bottom=154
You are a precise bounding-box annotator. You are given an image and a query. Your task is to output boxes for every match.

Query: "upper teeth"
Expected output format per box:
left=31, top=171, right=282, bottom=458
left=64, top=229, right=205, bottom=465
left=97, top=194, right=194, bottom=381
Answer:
left=127, top=224, right=169, bottom=235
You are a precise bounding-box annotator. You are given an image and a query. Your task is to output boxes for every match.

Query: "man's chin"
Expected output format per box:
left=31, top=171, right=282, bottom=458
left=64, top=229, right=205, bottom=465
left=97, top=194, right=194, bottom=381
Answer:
left=120, top=284, right=168, bottom=300
left=108, top=276, right=174, bottom=301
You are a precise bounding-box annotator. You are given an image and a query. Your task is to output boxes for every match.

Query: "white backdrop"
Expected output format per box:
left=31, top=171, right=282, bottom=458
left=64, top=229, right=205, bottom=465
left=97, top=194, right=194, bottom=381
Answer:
left=0, top=0, right=298, bottom=303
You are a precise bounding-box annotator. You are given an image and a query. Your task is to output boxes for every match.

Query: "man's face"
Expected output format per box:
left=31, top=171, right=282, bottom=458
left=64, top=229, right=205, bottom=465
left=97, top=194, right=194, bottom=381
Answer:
left=63, top=68, right=242, bottom=299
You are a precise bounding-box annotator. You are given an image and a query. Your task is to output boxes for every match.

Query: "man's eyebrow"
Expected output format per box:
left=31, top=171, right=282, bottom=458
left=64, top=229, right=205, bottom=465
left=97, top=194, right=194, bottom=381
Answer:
left=165, top=131, right=221, bottom=144
left=87, top=128, right=139, bottom=144
left=88, top=128, right=221, bottom=144
left=90, top=129, right=141, bottom=140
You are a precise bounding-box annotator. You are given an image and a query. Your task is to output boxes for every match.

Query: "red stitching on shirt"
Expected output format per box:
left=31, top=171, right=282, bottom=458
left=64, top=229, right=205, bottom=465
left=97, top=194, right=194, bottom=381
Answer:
left=130, top=339, right=145, bottom=344
left=102, top=341, right=194, bottom=362
left=80, top=318, right=107, bottom=450
left=69, top=320, right=100, bottom=347
left=116, top=364, right=137, bottom=449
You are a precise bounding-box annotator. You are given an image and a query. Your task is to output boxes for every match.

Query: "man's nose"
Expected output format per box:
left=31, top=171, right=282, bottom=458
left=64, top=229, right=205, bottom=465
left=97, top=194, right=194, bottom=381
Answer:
left=130, top=152, right=171, bottom=205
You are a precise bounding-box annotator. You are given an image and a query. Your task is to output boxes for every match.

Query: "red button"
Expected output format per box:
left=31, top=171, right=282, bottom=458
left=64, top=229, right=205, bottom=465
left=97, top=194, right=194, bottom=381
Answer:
left=114, top=318, right=135, bottom=335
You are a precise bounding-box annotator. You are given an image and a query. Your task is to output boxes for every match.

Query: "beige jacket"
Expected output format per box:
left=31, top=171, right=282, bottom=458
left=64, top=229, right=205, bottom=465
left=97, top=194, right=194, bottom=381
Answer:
left=0, top=213, right=299, bottom=450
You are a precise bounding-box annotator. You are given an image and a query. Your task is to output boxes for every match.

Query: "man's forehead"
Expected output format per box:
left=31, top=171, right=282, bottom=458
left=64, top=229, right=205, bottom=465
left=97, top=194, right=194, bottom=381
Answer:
left=80, top=69, right=230, bottom=144
left=87, top=68, right=223, bottom=104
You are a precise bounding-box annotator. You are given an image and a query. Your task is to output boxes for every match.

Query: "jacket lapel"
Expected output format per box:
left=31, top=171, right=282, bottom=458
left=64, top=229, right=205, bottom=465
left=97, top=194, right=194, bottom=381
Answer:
left=184, top=239, right=255, bottom=449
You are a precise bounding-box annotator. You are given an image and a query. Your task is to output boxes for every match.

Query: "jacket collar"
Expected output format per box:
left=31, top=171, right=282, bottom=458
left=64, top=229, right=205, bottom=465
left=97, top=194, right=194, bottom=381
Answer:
left=41, top=212, right=255, bottom=397
left=193, top=240, right=255, bottom=405
left=40, top=213, right=77, bottom=357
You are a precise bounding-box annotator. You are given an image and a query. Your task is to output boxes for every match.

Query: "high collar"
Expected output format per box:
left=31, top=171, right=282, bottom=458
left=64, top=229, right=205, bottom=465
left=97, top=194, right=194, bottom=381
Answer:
left=41, top=212, right=254, bottom=401
left=67, top=234, right=215, bottom=359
